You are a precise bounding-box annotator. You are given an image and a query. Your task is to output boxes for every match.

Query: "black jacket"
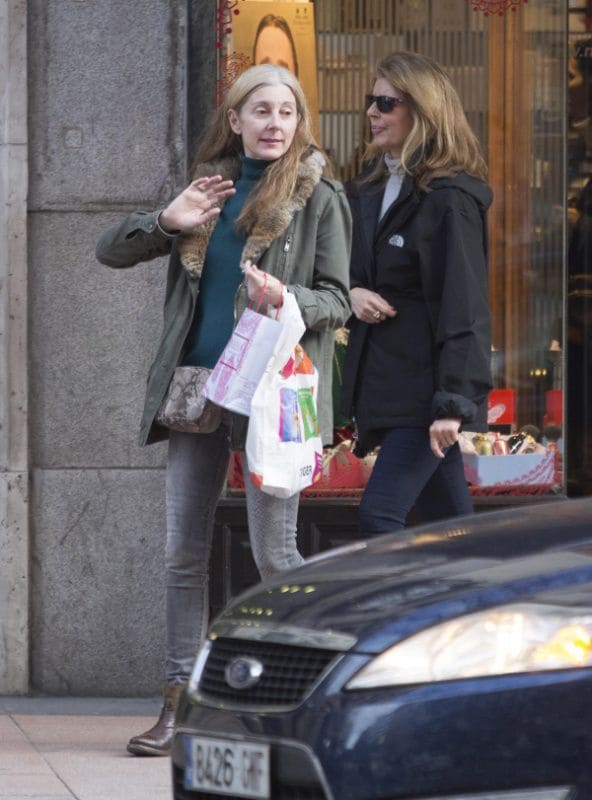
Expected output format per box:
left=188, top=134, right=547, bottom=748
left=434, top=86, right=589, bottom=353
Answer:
left=341, top=171, right=493, bottom=455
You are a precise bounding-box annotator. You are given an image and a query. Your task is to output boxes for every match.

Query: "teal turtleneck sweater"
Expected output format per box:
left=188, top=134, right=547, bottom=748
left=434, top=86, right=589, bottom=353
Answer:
left=181, top=155, right=269, bottom=368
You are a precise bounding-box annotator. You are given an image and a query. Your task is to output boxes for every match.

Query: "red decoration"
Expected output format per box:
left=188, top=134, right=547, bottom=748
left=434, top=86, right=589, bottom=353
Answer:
left=215, top=1, right=250, bottom=106
left=215, top=0, right=241, bottom=48
left=487, top=389, right=516, bottom=426
left=544, top=389, right=563, bottom=427
left=216, top=52, right=252, bottom=106
left=467, top=0, right=527, bottom=16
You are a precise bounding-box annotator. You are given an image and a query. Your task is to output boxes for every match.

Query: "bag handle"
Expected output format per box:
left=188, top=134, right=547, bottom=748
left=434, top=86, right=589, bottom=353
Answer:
left=249, top=273, right=284, bottom=319
left=250, top=273, right=268, bottom=313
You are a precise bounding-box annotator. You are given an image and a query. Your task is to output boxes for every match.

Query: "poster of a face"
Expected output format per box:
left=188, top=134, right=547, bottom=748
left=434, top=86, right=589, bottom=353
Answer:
left=231, top=1, right=319, bottom=130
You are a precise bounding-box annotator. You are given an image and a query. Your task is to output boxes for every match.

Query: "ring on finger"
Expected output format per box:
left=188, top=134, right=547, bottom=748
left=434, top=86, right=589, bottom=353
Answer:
left=373, top=310, right=381, bottom=320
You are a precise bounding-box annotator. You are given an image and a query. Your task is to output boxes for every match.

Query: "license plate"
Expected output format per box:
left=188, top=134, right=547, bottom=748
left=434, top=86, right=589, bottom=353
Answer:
left=184, top=734, right=270, bottom=799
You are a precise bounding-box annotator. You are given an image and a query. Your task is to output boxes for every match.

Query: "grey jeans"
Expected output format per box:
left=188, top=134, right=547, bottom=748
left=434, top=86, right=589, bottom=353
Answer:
left=165, top=423, right=303, bottom=683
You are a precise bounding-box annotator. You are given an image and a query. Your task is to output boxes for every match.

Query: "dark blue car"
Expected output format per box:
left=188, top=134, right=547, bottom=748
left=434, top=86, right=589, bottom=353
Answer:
left=172, top=498, right=592, bottom=800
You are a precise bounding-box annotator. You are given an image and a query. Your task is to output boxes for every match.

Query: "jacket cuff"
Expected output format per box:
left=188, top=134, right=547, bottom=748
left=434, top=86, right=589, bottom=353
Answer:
left=431, top=391, right=478, bottom=424
left=155, top=210, right=180, bottom=239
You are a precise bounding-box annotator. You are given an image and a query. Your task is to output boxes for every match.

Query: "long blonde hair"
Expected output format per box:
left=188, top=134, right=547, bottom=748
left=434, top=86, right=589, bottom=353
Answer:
left=363, top=51, right=487, bottom=190
left=195, top=65, right=323, bottom=231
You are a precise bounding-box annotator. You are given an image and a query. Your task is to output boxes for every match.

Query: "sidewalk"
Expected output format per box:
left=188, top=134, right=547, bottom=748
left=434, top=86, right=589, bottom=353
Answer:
left=0, top=696, right=173, bottom=800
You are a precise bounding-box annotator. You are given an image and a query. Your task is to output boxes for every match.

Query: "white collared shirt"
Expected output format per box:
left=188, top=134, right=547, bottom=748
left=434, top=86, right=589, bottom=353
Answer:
left=379, top=155, right=404, bottom=220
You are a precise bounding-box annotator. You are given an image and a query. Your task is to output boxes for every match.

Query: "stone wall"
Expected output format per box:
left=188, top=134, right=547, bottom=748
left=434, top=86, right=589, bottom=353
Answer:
left=20, top=0, right=215, bottom=695
left=0, top=0, right=29, bottom=694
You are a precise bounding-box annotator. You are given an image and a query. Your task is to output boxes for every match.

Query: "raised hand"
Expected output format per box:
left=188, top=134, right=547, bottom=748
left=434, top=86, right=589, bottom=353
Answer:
left=159, top=175, right=236, bottom=233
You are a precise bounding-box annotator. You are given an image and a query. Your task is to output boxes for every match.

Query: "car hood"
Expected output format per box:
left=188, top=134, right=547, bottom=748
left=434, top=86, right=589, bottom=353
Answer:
left=213, top=499, right=592, bottom=654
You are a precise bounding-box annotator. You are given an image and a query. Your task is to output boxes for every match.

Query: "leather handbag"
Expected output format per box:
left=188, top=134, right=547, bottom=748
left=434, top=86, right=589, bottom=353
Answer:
left=156, top=366, right=223, bottom=434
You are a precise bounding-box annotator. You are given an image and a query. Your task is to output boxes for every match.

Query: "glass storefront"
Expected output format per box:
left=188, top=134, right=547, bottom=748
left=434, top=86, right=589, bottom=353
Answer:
left=217, top=0, right=592, bottom=500
left=567, top=0, right=592, bottom=495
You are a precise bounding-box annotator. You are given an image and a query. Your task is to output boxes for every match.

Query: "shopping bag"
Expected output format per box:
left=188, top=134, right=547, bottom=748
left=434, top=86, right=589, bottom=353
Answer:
left=203, top=306, right=283, bottom=416
left=246, top=343, right=324, bottom=498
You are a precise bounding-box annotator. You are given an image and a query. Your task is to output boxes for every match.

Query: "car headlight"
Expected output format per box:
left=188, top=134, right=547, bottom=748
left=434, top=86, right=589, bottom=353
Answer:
left=346, top=603, right=592, bottom=689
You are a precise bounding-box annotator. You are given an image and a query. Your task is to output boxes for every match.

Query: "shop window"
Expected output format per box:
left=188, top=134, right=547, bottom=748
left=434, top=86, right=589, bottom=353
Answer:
left=217, top=0, right=572, bottom=499
left=566, top=0, right=592, bottom=494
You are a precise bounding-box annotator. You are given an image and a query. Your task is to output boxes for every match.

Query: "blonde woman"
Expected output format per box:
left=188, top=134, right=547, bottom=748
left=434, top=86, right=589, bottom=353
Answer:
left=341, top=51, right=492, bottom=533
left=96, top=64, right=351, bottom=755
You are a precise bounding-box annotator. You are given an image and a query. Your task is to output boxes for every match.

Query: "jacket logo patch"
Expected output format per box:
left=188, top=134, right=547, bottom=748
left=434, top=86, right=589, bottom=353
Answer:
left=388, top=234, right=404, bottom=247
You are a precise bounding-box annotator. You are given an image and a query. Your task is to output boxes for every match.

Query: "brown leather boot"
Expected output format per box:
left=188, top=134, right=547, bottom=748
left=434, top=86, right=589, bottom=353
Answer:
left=127, top=683, right=185, bottom=756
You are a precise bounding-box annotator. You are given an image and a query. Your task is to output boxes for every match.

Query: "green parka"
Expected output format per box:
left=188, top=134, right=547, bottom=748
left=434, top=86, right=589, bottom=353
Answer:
left=95, top=149, right=352, bottom=449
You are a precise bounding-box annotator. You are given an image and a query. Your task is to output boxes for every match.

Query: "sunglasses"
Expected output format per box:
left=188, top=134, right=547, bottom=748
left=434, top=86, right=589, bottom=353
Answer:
left=365, top=94, right=405, bottom=113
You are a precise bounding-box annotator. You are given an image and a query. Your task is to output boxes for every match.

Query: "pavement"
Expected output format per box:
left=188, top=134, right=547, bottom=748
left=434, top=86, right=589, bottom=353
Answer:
left=0, top=696, right=174, bottom=800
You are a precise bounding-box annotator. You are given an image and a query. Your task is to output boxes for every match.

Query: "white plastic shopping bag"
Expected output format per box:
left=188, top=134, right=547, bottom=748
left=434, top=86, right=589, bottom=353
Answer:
left=245, top=292, right=323, bottom=498
left=203, top=306, right=283, bottom=416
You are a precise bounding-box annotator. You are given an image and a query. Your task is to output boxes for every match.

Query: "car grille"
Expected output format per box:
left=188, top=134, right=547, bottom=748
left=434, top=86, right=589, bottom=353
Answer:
left=172, top=764, right=327, bottom=800
left=198, top=637, right=337, bottom=707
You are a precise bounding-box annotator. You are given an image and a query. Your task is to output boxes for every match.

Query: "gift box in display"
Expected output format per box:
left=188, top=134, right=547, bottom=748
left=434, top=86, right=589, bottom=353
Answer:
left=303, top=441, right=376, bottom=495
left=463, top=451, right=555, bottom=488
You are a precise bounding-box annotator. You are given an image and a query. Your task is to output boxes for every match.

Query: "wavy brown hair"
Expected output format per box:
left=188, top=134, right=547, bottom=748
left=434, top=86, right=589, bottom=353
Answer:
left=194, top=65, right=325, bottom=232
left=363, top=51, right=487, bottom=191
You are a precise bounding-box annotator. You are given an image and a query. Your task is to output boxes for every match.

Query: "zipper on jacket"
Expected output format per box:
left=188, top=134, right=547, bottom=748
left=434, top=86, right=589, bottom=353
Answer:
left=277, top=234, right=292, bottom=282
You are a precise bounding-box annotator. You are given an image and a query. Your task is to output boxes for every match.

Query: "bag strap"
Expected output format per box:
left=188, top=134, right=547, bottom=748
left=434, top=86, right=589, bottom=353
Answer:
left=273, top=281, right=284, bottom=319
left=249, top=274, right=284, bottom=320
left=249, top=273, right=268, bottom=314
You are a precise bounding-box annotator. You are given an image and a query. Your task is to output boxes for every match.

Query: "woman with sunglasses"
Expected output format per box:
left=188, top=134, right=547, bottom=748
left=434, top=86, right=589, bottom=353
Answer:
left=341, top=51, right=493, bottom=533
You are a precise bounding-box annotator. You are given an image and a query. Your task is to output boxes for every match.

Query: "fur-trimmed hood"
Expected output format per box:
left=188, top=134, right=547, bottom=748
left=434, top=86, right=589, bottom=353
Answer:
left=177, top=148, right=326, bottom=278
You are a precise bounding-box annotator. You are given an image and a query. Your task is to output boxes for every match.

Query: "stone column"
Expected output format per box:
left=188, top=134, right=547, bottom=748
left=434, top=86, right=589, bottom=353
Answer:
left=27, top=0, right=187, bottom=695
left=0, top=0, right=29, bottom=693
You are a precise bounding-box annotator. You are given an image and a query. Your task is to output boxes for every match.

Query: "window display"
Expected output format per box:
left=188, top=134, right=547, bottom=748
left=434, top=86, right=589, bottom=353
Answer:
left=567, top=1, right=592, bottom=495
left=217, top=0, right=581, bottom=499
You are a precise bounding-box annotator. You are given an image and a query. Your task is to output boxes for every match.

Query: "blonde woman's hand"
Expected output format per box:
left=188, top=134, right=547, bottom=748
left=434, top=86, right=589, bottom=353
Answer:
left=243, top=260, right=284, bottom=307
left=429, top=418, right=462, bottom=459
left=159, top=176, right=236, bottom=233
left=351, top=287, right=397, bottom=324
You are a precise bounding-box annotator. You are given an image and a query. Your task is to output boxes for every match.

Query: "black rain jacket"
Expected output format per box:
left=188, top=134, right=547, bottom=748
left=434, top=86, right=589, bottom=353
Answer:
left=341, top=170, right=493, bottom=456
